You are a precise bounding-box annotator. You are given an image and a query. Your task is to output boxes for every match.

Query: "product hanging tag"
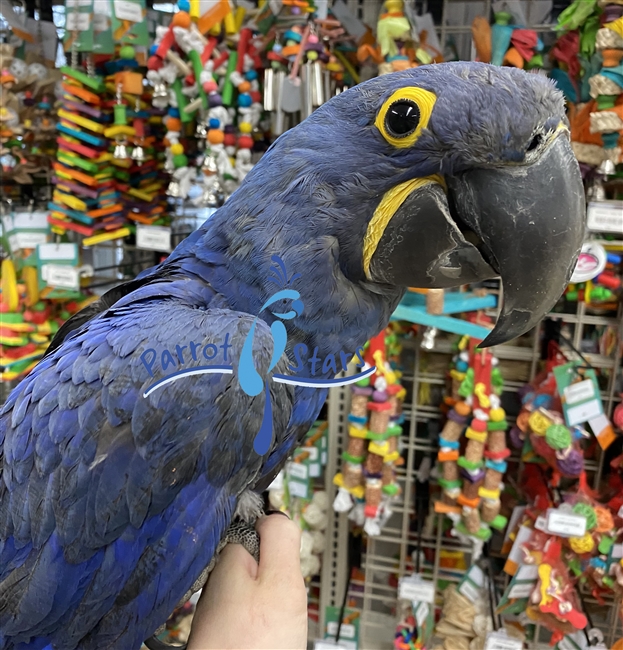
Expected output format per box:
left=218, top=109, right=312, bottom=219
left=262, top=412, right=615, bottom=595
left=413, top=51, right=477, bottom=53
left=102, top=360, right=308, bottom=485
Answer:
left=398, top=574, right=435, bottom=604
left=458, top=564, right=486, bottom=602
left=484, top=630, right=523, bottom=650
left=286, top=460, right=310, bottom=499
left=553, top=361, right=604, bottom=428
left=546, top=508, right=587, bottom=538
left=42, top=264, right=80, bottom=291
left=136, top=225, right=172, bottom=253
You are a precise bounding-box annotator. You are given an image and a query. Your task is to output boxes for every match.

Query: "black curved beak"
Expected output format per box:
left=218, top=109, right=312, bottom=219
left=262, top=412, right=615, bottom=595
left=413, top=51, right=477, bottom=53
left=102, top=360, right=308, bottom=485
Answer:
left=368, top=132, right=586, bottom=346
left=447, top=133, right=585, bottom=347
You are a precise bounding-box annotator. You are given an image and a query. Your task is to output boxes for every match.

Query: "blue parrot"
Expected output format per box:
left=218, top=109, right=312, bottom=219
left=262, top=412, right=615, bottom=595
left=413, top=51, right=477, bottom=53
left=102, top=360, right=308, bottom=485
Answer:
left=0, top=62, right=585, bottom=650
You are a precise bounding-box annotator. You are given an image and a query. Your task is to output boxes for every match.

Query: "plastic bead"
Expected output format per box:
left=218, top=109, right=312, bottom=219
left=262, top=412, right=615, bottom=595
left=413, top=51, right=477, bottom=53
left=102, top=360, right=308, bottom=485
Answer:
left=172, top=153, right=188, bottom=168
left=170, top=143, right=184, bottom=156
left=172, top=11, right=191, bottom=28
left=237, top=135, right=254, bottom=149
left=239, top=122, right=252, bottom=134
left=207, top=129, right=225, bottom=144
left=203, top=80, right=218, bottom=93
left=120, top=45, right=136, bottom=60
left=238, top=93, right=252, bottom=107
left=209, top=117, right=220, bottom=129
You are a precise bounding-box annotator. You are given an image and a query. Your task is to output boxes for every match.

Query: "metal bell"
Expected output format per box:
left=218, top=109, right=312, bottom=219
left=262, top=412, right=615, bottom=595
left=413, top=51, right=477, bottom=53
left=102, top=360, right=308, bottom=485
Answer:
left=153, top=82, right=168, bottom=99
left=598, top=158, right=616, bottom=177
left=113, top=141, right=128, bottom=160
left=166, top=180, right=181, bottom=198
left=202, top=154, right=218, bottom=175
left=164, top=154, right=175, bottom=174
left=131, top=145, right=146, bottom=165
left=201, top=181, right=224, bottom=208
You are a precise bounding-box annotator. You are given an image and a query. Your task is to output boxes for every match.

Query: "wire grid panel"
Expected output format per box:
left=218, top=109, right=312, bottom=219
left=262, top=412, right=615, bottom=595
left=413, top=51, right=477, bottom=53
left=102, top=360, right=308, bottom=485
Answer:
left=321, top=302, right=623, bottom=649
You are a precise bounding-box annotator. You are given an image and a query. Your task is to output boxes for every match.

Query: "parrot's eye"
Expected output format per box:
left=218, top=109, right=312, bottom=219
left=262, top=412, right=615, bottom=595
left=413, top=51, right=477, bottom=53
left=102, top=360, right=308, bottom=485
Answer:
left=385, top=100, right=420, bottom=139
left=375, top=87, right=437, bottom=148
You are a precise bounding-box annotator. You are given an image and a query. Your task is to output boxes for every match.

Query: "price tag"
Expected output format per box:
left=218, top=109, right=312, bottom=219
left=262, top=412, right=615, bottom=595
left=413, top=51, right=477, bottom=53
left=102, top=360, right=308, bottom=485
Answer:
left=38, top=242, right=78, bottom=262
left=414, top=602, right=429, bottom=627
left=516, top=565, right=538, bottom=581
left=484, top=630, right=523, bottom=650
left=309, top=462, right=321, bottom=478
left=314, top=642, right=350, bottom=650
left=508, top=581, right=535, bottom=599
left=288, top=480, right=309, bottom=499
left=288, top=462, right=308, bottom=480
left=66, top=0, right=92, bottom=7
left=326, top=622, right=355, bottom=640
left=43, top=264, right=80, bottom=290
left=564, top=379, right=595, bottom=405
left=66, top=11, right=91, bottom=31
left=546, top=510, right=587, bottom=538
left=136, top=225, right=172, bottom=252
left=459, top=579, right=481, bottom=602
left=114, top=0, right=143, bottom=22
left=10, top=231, right=48, bottom=251
left=586, top=201, right=623, bottom=234
left=398, top=576, right=435, bottom=604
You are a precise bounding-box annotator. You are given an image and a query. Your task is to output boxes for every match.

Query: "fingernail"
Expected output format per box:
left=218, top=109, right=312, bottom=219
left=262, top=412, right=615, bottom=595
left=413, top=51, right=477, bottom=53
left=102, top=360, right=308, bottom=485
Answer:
left=266, top=509, right=290, bottom=519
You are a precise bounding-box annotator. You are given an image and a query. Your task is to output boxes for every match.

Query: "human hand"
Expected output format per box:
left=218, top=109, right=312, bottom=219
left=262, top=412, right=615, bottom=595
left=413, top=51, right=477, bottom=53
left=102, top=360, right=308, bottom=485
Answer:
left=187, top=514, right=308, bottom=650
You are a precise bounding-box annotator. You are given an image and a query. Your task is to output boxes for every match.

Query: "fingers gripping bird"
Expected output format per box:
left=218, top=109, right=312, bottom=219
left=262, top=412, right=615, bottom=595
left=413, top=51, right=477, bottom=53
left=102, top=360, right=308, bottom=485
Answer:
left=0, top=63, right=585, bottom=650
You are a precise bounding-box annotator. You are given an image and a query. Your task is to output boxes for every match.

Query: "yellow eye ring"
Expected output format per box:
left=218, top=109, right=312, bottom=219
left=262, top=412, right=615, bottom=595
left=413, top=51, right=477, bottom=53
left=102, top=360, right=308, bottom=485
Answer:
left=375, top=87, right=437, bottom=148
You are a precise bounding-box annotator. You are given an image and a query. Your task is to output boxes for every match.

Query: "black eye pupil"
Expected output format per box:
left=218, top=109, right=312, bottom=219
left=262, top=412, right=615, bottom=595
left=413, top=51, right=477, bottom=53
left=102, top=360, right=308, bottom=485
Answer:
left=385, top=100, right=420, bottom=138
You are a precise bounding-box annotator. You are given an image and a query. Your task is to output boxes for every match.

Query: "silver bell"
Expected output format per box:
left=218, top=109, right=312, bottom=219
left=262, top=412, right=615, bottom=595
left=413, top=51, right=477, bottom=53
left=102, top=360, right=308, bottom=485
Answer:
left=201, top=179, right=224, bottom=207
left=153, top=82, right=168, bottom=99
left=202, top=154, right=218, bottom=175
left=166, top=180, right=181, bottom=198
left=598, top=158, right=616, bottom=177
left=164, top=155, right=175, bottom=174
left=113, top=141, right=129, bottom=160
left=131, top=145, right=146, bottom=165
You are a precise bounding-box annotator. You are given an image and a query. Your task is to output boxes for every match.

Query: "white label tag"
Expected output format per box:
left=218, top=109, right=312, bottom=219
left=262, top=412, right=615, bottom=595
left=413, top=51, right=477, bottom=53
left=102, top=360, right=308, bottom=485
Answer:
left=287, top=480, right=308, bottom=499
left=315, top=642, right=352, bottom=650
left=66, top=11, right=91, bottom=31
left=114, top=0, right=143, bottom=22
left=414, top=602, right=429, bottom=627
left=326, top=622, right=355, bottom=640
left=484, top=631, right=523, bottom=650
left=564, top=379, right=595, bottom=405
left=43, top=264, right=80, bottom=290
left=612, top=543, right=623, bottom=559
left=66, top=0, right=92, bottom=6
left=288, top=462, right=308, bottom=480
left=547, top=510, right=587, bottom=538
left=398, top=576, right=435, bottom=604
left=516, top=564, right=538, bottom=581
left=12, top=211, right=49, bottom=230
left=458, top=579, right=481, bottom=603
left=309, top=463, right=321, bottom=478
left=38, top=242, right=77, bottom=261
left=508, top=581, right=535, bottom=599
left=136, top=225, right=171, bottom=252
left=307, top=447, right=319, bottom=461
left=586, top=201, right=623, bottom=234
left=567, top=399, right=602, bottom=426
left=11, top=231, right=48, bottom=250
left=93, top=13, right=109, bottom=29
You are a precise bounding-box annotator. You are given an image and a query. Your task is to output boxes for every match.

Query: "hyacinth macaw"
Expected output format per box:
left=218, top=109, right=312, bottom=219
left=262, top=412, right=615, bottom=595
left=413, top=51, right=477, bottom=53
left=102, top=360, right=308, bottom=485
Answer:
left=0, top=62, right=585, bottom=650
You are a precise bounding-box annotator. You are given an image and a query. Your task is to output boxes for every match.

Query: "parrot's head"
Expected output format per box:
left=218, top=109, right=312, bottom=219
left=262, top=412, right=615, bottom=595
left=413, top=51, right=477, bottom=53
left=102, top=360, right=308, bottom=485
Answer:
left=241, top=62, right=585, bottom=347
